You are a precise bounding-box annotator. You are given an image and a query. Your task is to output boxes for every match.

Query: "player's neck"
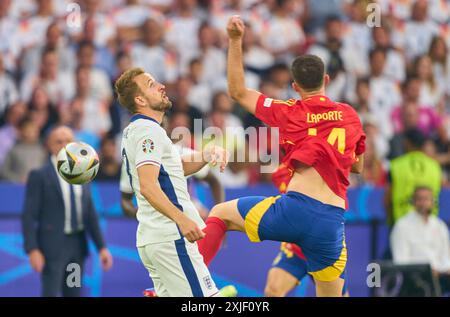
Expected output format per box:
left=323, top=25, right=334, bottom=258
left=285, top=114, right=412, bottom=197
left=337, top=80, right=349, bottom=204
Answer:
left=300, top=89, right=326, bottom=100
left=136, top=109, right=164, bottom=124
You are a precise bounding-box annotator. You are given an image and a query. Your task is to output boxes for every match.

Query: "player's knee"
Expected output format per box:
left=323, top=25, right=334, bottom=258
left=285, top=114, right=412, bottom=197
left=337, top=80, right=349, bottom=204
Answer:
left=264, top=283, right=285, bottom=297
left=209, top=203, right=227, bottom=219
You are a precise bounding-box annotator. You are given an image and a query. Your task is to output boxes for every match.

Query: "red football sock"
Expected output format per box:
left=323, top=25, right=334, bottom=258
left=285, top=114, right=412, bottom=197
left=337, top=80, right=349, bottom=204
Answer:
left=197, top=216, right=227, bottom=266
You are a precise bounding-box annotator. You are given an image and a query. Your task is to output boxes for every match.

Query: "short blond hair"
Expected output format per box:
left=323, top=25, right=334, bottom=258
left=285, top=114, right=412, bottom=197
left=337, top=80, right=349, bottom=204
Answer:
left=114, top=67, right=145, bottom=113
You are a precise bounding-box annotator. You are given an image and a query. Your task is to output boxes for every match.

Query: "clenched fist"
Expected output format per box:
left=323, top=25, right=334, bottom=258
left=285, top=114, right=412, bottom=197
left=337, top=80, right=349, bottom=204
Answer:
left=227, top=15, right=245, bottom=40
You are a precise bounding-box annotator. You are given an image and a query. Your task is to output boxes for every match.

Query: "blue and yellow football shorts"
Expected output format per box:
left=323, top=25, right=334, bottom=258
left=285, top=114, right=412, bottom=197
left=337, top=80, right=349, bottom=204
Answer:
left=238, top=191, right=347, bottom=283
left=272, top=243, right=349, bottom=294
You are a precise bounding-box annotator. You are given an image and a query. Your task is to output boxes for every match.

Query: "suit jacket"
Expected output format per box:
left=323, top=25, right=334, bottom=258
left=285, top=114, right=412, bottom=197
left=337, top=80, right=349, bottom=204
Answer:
left=21, top=160, right=106, bottom=260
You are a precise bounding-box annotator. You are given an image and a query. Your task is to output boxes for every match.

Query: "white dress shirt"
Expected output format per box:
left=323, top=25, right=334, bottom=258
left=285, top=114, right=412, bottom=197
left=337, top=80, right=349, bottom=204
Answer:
left=51, top=156, right=84, bottom=234
left=391, top=211, right=450, bottom=273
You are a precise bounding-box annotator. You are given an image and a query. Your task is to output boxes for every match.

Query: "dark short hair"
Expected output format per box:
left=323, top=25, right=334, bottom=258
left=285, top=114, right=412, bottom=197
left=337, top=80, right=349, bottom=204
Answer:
left=369, top=47, right=387, bottom=61
left=404, top=128, right=427, bottom=149
left=402, top=75, right=420, bottom=91
left=291, top=55, right=325, bottom=91
left=325, top=14, right=342, bottom=26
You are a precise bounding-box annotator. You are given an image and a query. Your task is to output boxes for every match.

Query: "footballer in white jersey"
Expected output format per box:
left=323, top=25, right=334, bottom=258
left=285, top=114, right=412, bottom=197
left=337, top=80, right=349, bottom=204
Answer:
left=115, top=68, right=228, bottom=297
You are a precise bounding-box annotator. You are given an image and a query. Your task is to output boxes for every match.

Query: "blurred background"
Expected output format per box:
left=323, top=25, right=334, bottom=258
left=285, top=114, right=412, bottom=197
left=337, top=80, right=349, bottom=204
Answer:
left=1, top=0, right=450, bottom=297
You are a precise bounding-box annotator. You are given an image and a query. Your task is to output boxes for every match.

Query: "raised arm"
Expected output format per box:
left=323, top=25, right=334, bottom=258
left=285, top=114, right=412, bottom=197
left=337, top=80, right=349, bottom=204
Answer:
left=227, top=15, right=261, bottom=114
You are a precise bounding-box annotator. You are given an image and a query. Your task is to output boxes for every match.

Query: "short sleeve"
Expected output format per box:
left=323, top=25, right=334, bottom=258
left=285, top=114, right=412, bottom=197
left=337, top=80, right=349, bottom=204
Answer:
left=134, top=125, right=167, bottom=169
left=254, top=94, right=296, bottom=127
left=119, top=163, right=133, bottom=194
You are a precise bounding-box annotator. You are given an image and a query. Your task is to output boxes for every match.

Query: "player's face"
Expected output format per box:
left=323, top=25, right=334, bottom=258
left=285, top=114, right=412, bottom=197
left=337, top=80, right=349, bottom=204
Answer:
left=134, top=73, right=172, bottom=112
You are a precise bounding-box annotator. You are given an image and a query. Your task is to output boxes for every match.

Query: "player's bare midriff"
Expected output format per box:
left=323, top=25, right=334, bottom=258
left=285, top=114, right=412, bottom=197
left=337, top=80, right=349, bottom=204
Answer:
left=287, top=163, right=346, bottom=209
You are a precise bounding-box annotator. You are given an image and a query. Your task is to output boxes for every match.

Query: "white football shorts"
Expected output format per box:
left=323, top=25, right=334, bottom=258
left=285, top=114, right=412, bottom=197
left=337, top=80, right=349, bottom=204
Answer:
left=137, top=237, right=220, bottom=297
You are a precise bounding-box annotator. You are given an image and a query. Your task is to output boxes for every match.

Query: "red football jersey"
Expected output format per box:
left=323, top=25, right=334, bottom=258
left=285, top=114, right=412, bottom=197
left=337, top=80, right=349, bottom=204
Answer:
left=256, top=94, right=366, bottom=206
left=271, top=163, right=291, bottom=194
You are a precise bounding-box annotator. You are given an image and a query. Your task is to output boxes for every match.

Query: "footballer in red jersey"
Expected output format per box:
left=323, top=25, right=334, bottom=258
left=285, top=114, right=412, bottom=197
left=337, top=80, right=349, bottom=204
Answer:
left=197, top=16, right=365, bottom=297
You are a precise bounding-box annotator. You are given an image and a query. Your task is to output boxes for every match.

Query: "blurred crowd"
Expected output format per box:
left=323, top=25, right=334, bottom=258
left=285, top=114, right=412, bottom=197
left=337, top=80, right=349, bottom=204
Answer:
left=1, top=0, right=450, bottom=188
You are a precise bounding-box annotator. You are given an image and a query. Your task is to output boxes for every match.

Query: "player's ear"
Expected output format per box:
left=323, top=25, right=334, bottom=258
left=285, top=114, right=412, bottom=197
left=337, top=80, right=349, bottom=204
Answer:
left=134, top=95, right=145, bottom=107
left=324, top=74, right=330, bottom=87
left=291, top=81, right=300, bottom=93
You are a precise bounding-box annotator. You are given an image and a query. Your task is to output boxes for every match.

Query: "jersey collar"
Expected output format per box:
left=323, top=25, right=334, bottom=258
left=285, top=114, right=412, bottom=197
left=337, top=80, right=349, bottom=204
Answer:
left=302, top=95, right=332, bottom=106
left=130, top=113, right=160, bottom=125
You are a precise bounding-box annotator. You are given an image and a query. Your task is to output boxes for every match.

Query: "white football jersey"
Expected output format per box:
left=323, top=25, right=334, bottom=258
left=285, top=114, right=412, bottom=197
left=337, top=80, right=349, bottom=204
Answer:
left=120, top=114, right=205, bottom=246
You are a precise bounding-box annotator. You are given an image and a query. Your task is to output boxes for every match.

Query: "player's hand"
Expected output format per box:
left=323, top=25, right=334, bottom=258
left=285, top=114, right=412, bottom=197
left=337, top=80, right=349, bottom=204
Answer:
left=99, top=248, right=113, bottom=271
left=29, top=249, right=45, bottom=273
left=204, top=145, right=230, bottom=173
left=227, top=15, right=245, bottom=40
left=177, top=215, right=205, bottom=243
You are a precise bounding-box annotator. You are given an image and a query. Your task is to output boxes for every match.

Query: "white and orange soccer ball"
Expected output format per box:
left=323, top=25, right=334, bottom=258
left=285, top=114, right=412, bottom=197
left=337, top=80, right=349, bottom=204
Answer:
left=56, top=142, right=100, bottom=185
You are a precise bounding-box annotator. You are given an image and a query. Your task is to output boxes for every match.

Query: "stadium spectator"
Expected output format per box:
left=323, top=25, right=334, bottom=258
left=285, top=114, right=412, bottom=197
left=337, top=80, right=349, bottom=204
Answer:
left=76, top=41, right=113, bottom=102
left=114, top=0, right=157, bottom=37
left=353, top=77, right=370, bottom=117
left=391, top=186, right=450, bottom=294
left=266, top=63, right=296, bottom=100
left=21, top=21, right=76, bottom=76
left=359, top=128, right=387, bottom=187
left=166, top=111, right=195, bottom=149
left=0, top=53, right=19, bottom=119
left=0, top=101, right=27, bottom=166
left=261, top=0, right=304, bottom=64
left=396, top=0, right=440, bottom=61
left=165, top=0, right=204, bottom=74
left=27, top=86, right=59, bottom=137
left=428, top=36, right=450, bottom=97
left=170, top=75, right=204, bottom=128
left=68, top=65, right=112, bottom=138
left=21, top=125, right=112, bottom=297
left=184, top=58, right=213, bottom=113
left=68, top=0, right=117, bottom=48
left=303, top=0, right=344, bottom=35
left=78, top=16, right=117, bottom=80
left=130, top=17, right=178, bottom=85
left=391, top=76, right=444, bottom=137
left=16, top=0, right=56, bottom=52
left=210, top=0, right=265, bottom=44
left=96, top=135, right=121, bottom=181
left=310, top=16, right=352, bottom=101
left=195, top=21, right=226, bottom=84
left=242, top=21, right=274, bottom=74
left=366, top=47, right=402, bottom=143
left=411, top=54, right=446, bottom=109
left=1, top=117, right=46, bottom=183
left=371, top=20, right=406, bottom=83
left=20, top=47, right=75, bottom=105
left=385, top=129, right=442, bottom=226
left=342, top=0, right=372, bottom=74
left=0, top=0, right=21, bottom=73
left=361, top=113, right=389, bottom=164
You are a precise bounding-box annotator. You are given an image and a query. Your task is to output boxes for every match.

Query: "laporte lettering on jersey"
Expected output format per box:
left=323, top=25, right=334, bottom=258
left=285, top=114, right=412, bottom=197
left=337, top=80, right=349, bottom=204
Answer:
left=306, top=111, right=344, bottom=124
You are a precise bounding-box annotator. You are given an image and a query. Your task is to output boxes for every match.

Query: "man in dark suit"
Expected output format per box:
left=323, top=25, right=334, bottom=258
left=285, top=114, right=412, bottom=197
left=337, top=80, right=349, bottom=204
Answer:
left=22, top=126, right=113, bottom=297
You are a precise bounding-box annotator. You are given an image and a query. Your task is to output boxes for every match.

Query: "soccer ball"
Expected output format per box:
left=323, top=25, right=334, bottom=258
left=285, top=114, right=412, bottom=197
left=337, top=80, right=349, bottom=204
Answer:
left=56, top=142, right=100, bottom=185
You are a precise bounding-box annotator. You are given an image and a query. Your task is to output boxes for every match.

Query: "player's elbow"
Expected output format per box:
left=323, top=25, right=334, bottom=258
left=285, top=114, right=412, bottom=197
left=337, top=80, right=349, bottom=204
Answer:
left=228, top=88, right=245, bottom=102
